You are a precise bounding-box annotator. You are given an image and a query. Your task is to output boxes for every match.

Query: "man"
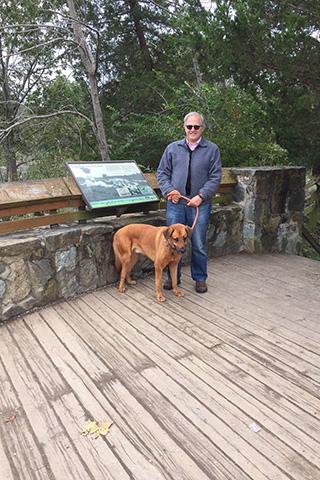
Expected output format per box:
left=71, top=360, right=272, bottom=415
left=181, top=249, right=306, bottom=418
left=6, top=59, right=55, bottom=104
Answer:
left=157, top=112, right=222, bottom=293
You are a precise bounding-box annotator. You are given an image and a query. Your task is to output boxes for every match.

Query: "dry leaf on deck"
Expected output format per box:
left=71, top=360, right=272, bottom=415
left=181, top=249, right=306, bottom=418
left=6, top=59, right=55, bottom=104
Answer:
left=98, top=420, right=113, bottom=436
left=4, top=414, right=16, bottom=423
left=81, top=419, right=113, bottom=438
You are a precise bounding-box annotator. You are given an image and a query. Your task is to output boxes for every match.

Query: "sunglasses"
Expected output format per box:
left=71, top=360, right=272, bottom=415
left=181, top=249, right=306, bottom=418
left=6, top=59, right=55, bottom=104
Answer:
left=185, top=124, right=203, bottom=130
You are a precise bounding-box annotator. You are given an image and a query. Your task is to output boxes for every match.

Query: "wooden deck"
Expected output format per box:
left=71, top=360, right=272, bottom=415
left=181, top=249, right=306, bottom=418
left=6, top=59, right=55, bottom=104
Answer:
left=0, top=253, right=319, bottom=480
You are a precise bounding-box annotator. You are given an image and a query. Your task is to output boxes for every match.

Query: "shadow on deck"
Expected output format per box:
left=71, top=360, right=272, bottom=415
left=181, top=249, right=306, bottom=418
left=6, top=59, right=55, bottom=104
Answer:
left=0, top=253, right=320, bottom=480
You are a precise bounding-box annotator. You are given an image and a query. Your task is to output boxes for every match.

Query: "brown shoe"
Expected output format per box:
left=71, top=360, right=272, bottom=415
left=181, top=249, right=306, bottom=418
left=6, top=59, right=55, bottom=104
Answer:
left=195, top=280, right=207, bottom=293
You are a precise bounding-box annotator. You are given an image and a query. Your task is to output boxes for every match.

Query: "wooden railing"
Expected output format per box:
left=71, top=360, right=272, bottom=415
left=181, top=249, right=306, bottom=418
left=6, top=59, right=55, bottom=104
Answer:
left=0, top=169, right=237, bottom=234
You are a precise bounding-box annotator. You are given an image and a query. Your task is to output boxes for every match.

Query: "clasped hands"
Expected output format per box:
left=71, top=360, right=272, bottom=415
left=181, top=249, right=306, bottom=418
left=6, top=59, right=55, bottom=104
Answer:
left=167, top=190, right=203, bottom=207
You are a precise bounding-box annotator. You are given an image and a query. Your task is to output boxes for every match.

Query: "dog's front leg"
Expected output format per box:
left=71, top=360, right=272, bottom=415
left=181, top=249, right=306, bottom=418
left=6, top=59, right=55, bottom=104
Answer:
left=155, top=264, right=166, bottom=302
left=169, top=261, right=184, bottom=297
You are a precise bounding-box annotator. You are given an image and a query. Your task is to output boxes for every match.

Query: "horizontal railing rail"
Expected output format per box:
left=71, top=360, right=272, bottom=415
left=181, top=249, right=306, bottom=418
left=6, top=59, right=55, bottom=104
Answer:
left=0, top=169, right=238, bottom=234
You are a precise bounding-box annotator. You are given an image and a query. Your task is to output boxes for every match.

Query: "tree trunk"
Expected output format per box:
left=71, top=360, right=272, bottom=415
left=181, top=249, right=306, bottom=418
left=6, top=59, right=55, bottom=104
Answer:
left=66, top=0, right=110, bottom=161
left=127, top=0, right=153, bottom=71
left=192, top=56, right=203, bottom=88
left=88, top=74, right=110, bottom=161
left=4, top=133, right=18, bottom=181
left=1, top=39, right=18, bottom=180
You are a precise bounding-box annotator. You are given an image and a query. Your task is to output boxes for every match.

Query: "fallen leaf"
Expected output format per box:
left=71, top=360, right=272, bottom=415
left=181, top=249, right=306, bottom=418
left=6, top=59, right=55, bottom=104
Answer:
left=98, top=420, right=113, bottom=436
left=81, top=419, right=113, bottom=438
left=4, top=414, right=16, bottom=423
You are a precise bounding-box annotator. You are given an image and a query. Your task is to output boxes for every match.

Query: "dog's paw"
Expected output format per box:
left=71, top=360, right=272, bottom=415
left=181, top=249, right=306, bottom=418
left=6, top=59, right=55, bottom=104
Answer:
left=157, top=293, right=166, bottom=302
left=118, top=285, right=126, bottom=293
left=173, top=288, right=184, bottom=297
left=127, top=279, right=136, bottom=285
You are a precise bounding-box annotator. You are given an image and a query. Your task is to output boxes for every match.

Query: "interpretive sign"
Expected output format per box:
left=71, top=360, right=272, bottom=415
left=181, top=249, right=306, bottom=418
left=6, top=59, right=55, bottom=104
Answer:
left=66, top=161, right=158, bottom=210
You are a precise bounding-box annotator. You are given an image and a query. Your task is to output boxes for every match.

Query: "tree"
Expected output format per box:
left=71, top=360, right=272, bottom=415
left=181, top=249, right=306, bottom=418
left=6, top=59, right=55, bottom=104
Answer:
left=109, top=83, right=288, bottom=170
left=66, top=0, right=110, bottom=160
left=0, top=1, right=61, bottom=180
left=0, top=0, right=111, bottom=180
left=206, top=0, right=320, bottom=167
left=23, top=76, right=97, bottom=179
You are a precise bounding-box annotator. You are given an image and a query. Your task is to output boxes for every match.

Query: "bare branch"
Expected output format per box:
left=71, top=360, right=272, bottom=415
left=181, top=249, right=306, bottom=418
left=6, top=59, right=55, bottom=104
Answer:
left=44, top=9, right=100, bottom=37
left=0, top=110, right=94, bottom=144
left=0, top=37, right=76, bottom=59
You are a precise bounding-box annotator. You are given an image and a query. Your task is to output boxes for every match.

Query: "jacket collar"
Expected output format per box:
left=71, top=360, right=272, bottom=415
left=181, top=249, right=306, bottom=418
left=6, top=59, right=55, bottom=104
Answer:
left=177, top=137, right=208, bottom=148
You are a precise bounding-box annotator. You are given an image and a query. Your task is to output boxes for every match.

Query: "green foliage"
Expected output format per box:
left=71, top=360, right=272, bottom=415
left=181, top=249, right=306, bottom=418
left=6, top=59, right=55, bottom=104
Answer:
left=203, top=0, right=320, bottom=167
left=108, top=83, right=288, bottom=169
left=1, top=0, right=318, bottom=180
left=21, top=76, right=99, bottom=179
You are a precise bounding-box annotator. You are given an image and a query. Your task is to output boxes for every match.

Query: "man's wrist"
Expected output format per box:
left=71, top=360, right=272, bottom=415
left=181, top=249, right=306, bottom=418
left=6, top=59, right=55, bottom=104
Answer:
left=198, top=193, right=204, bottom=200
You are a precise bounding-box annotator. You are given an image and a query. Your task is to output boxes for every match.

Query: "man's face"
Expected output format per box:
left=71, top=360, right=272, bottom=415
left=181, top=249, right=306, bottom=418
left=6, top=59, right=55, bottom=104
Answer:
left=183, top=114, right=205, bottom=144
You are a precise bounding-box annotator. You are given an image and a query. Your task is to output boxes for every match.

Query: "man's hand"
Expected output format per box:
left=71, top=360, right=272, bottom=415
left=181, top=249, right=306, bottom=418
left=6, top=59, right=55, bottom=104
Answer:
left=167, top=190, right=181, bottom=204
left=187, top=195, right=203, bottom=207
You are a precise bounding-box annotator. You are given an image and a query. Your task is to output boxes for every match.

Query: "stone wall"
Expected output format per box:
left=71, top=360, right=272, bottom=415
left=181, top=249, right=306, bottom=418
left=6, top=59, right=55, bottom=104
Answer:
left=0, top=166, right=305, bottom=323
left=232, top=166, right=305, bottom=254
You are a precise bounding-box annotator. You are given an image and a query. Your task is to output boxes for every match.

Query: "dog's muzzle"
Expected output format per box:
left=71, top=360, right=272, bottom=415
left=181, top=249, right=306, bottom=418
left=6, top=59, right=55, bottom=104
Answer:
left=176, top=247, right=186, bottom=254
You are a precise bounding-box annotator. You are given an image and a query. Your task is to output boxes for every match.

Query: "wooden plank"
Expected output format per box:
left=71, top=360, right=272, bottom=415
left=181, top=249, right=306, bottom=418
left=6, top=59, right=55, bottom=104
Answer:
left=112, top=277, right=320, bottom=435
left=183, top=279, right=320, bottom=370
left=0, top=211, right=91, bottom=234
left=52, top=394, right=132, bottom=480
left=106, top=284, right=221, bottom=349
left=76, top=294, right=188, bottom=360
left=214, top=342, right=320, bottom=419
left=36, top=308, right=211, bottom=480
left=180, top=354, right=320, bottom=467
left=0, top=437, right=15, bottom=480
left=0, top=198, right=84, bottom=217
left=134, top=277, right=320, bottom=382
left=207, top=262, right=319, bottom=317
left=143, top=173, right=160, bottom=190
left=0, top=355, right=50, bottom=480
left=212, top=255, right=320, bottom=296
left=178, top=273, right=320, bottom=390
left=26, top=310, right=168, bottom=480
left=6, top=316, right=130, bottom=480
left=78, top=292, right=315, bottom=480
left=2, top=254, right=320, bottom=480
left=144, top=169, right=237, bottom=196
left=63, top=176, right=82, bottom=196
left=204, top=261, right=320, bottom=326
left=53, top=300, right=251, bottom=480
left=143, top=366, right=316, bottom=480
left=226, top=253, right=320, bottom=279
left=100, top=378, right=211, bottom=480
left=0, top=325, right=95, bottom=480
left=0, top=178, right=72, bottom=205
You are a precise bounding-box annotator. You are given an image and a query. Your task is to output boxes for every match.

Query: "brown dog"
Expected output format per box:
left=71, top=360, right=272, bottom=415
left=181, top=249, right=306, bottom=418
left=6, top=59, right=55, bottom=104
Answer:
left=113, top=223, right=192, bottom=302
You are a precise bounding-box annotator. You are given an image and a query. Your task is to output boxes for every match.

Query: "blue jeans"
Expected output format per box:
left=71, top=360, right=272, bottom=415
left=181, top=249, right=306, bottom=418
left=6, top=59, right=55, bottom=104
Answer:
left=166, top=200, right=212, bottom=282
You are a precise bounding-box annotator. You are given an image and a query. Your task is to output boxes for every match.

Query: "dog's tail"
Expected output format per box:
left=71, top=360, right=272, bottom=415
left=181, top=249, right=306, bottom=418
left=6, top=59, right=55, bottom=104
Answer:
left=113, top=234, right=122, bottom=272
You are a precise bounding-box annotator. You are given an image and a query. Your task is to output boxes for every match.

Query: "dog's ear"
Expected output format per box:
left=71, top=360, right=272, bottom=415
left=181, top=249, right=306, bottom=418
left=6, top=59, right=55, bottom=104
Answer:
left=164, top=226, right=173, bottom=240
left=186, top=226, right=193, bottom=239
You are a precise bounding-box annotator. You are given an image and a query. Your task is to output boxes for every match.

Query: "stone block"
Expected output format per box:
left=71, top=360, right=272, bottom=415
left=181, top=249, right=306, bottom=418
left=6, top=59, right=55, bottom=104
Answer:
left=29, top=259, right=54, bottom=298
left=56, top=270, right=80, bottom=298
left=55, top=246, right=77, bottom=272
left=43, top=228, right=81, bottom=252
left=0, top=237, right=43, bottom=257
left=79, top=259, right=98, bottom=290
left=4, top=259, right=31, bottom=303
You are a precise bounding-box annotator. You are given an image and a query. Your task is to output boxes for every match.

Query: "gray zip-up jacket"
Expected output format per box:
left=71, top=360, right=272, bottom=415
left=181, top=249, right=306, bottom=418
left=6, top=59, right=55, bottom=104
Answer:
left=157, top=138, right=222, bottom=202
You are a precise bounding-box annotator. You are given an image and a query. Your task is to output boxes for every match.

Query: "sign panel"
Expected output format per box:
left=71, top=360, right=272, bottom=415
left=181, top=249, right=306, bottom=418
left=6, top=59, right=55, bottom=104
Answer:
left=66, top=161, right=159, bottom=210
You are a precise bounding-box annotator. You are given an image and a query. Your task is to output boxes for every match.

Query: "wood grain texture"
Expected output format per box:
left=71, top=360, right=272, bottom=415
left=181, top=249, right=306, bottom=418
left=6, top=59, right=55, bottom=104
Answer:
left=0, top=253, right=319, bottom=480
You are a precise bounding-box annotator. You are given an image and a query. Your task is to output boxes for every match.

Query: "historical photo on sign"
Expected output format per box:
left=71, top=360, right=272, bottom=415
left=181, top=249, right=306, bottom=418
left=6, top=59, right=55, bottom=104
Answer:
left=66, top=161, right=158, bottom=209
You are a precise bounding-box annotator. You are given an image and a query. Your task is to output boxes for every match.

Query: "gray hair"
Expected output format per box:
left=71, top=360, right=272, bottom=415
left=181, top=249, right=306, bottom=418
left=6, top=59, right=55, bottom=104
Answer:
left=183, top=111, right=205, bottom=126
